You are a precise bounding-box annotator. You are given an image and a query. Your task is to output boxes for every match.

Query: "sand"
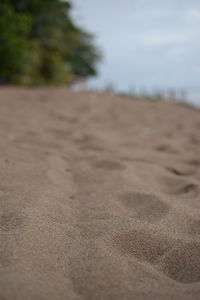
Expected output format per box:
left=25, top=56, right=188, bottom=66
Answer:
left=0, top=87, right=200, bottom=300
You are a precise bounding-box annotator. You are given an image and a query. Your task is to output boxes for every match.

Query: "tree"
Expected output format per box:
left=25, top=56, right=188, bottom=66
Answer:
left=0, top=0, right=101, bottom=85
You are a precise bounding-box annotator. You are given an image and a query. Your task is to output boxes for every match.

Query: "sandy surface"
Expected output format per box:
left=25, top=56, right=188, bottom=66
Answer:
left=0, top=87, right=200, bottom=300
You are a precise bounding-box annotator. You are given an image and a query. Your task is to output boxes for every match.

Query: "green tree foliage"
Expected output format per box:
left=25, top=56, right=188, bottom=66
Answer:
left=0, top=0, right=101, bottom=85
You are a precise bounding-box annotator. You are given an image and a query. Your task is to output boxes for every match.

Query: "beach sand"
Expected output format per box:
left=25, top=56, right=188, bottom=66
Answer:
left=0, top=87, right=200, bottom=299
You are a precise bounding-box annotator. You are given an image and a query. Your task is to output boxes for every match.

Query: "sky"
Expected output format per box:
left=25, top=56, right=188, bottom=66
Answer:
left=71, top=0, right=200, bottom=106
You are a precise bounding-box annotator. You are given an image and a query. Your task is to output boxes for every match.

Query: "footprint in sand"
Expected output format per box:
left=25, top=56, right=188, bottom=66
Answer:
left=80, top=144, right=105, bottom=152
left=155, top=144, right=178, bottom=154
left=0, top=210, right=26, bottom=232
left=185, top=219, right=200, bottom=236
left=165, top=166, right=194, bottom=177
left=177, top=217, right=200, bottom=237
left=158, top=241, right=200, bottom=283
left=94, top=160, right=126, bottom=171
left=110, top=228, right=172, bottom=264
left=188, top=134, right=200, bottom=146
left=72, top=133, right=96, bottom=145
left=72, top=133, right=106, bottom=153
left=160, top=177, right=199, bottom=198
left=118, top=192, right=169, bottom=223
left=187, top=159, right=200, bottom=167
left=110, top=228, right=200, bottom=283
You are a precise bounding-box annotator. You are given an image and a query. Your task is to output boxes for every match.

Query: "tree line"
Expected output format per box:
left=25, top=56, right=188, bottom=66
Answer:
left=0, top=0, right=101, bottom=85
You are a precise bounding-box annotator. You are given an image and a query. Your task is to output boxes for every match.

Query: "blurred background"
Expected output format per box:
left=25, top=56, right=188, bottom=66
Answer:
left=0, top=0, right=200, bottom=107
left=72, top=0, right=200, bottom=107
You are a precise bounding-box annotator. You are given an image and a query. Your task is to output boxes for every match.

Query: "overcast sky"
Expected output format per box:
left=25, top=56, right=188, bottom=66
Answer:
left=71, top=0, right=200, bottom=105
